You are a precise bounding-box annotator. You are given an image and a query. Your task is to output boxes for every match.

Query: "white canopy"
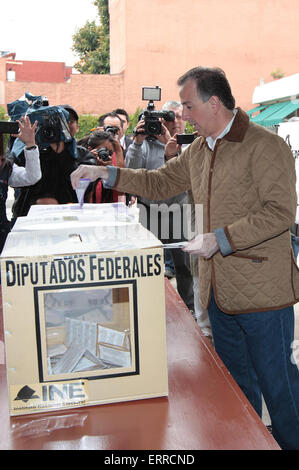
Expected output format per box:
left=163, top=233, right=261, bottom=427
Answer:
left=252, top=73, right=299, bottom=105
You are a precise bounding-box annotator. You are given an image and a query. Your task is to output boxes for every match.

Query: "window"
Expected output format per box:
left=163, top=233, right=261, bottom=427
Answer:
left=34, top=281, right=139, bottom=382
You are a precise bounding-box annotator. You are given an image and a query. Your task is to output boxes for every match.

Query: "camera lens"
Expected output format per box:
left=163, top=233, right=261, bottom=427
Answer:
left=104, top=126, right=119, bottom=136
left=39, top=125, right=60, bottom=143
left=38, top=113, right=61, bottom=143
left=145, top=119, right=161, bottom=135
left=97, top=147, right=111, bottom=161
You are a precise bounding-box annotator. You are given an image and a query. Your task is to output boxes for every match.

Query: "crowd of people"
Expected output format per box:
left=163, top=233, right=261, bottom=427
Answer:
left=0, top=66, right=299, bottom=450
left=1, top=98, right=200, bottom=314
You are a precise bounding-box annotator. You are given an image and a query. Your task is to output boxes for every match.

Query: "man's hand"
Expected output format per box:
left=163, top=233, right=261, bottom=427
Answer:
left=164, top=133, right=181, bottom=160
left=156, top=123, right=171, bottom=145
left=183, top=232, right=219, bottom=258
left=71, top=165, right=108, bottom=189
left=133, top=120, right=148, bottom=145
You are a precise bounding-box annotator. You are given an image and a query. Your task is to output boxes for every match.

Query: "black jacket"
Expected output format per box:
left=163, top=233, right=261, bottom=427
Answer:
left=0, top=161, right=13, bottom=252
left=12, top=145, right=96, bottom=218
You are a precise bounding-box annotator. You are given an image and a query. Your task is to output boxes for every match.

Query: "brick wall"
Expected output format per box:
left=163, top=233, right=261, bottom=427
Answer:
left=1, top=69, right=124, bottom=117
left=5, top=60, right=72, bottom=83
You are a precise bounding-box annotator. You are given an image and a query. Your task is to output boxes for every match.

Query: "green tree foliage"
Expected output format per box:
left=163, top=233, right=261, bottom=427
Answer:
left=126, top=107, right=143, bottom=136
left=185, top=122, right=195, bottom=133
left=77, top=115, right=99, bottom=141
left=0, top=105, right=9, bottom=153
left=0, top=105, right=6, bottom=120
left=271, top=68, right=285, bottom=80
left=72, top=0, right=110, bottom=74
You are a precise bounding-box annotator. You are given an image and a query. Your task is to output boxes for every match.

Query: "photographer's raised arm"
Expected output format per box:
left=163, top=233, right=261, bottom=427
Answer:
left=9, top=116, right=41, bottom=187
left=13, top=115, right=38, bottom=148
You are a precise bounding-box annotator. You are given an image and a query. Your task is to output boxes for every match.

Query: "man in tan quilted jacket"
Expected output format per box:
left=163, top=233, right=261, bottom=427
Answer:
left=71, top=67, right=299, bottom=450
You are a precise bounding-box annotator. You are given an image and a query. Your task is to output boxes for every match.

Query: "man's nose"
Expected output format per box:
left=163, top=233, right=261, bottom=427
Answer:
left=182, top=109, right=188, bottom=121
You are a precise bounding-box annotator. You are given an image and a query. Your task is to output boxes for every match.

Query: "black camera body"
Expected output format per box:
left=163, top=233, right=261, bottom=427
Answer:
left=0, top=121, right=19, bottom=135
left=139, top=86, right=175, bottom=139
left=141, top=109, right=175, bottom=136
left=176, top=134, right=196, bottom=145
left=97, top=147, right=111, bottom=162
left=27, top=105, right=73, bottom=145
left=104, top=126, right=119, bottom=137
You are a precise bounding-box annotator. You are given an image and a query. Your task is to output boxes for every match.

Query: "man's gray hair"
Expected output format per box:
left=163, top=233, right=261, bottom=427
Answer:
left=162, top=101, right=182, bottom=111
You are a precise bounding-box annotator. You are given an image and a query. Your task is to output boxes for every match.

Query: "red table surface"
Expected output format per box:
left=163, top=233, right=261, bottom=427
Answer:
left=0, top=280, right=280, bottom=450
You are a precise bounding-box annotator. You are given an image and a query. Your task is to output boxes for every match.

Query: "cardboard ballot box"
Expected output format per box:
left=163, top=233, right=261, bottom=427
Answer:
left=1, top=203, right=168, bottom=416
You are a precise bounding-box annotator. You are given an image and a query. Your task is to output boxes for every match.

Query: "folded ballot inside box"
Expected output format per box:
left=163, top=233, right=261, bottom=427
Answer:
left=1, top=204, right=168, bottom=415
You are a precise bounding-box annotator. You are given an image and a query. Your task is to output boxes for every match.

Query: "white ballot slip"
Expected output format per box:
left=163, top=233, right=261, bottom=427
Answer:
left=163, top=241, right=189, bottom=249
left=75, top=178, right=91, bottom=207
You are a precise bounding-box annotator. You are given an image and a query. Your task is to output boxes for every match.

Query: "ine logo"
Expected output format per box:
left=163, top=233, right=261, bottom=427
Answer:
left=12, top=382, right=87, bottom=412
left=14, top=385, right=40, bottom=403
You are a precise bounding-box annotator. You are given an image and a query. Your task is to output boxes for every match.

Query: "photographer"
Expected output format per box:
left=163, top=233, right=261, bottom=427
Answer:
left=11, top=105, right=96, bottom=218
left=97, top=112, right=123, bottom=142
left=80, top=130, right=125, bottom=204
left=112, top=108, right=133, bottom=155
left=125, top=101, right=194, bottom=313
left=61, top=104, right=96, bottom=166
left=0, top=116, right=41, bottom=251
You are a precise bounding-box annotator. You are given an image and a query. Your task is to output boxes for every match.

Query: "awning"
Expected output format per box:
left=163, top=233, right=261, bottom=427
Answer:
left=246, top=104, right=268, bottom=117
left=252, top=73, right=299, bottom=104
left=251, top=100, right=299, bottom=127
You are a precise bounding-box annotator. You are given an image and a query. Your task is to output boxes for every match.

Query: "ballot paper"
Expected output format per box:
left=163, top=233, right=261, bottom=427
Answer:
left=66, top=318, right=98, bottom=356
left=75, top=178, right=91, bottom=207
left=99, top=344, right=131, bottom=368
left=98, top=325, right=128, bottom=348
left=52, top=342, right=107, bottom=374
left=163, top=241, right=189, bottom=249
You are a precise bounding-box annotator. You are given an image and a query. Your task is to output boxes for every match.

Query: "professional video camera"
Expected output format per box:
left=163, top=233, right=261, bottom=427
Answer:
left=7, top=92, right=73, bottom=145
left=138, top=86, right=175, bottom=139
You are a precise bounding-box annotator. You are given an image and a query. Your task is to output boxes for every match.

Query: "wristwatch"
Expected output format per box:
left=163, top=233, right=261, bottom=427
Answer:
left=25, top=145, right=37, bottom=150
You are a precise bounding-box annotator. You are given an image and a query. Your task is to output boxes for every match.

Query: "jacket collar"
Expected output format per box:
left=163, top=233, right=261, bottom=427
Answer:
left=222, top=107, right=249, bottom=143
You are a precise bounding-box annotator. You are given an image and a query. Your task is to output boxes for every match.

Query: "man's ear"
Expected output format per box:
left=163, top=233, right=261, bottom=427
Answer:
left=208, top=95, right=221, bottom=113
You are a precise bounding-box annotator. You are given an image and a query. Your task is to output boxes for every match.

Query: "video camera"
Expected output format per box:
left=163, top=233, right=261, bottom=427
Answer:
left=7, top=92, right=73, bottom=145
left=29, top=105, right=72, bottom=145
left=138, top=86, right=175, bottom=139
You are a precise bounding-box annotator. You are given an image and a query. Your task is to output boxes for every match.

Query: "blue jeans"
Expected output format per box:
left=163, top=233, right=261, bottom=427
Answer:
left=164, top=248, right=175, bottom=272
left=291, top=233, right=299, bottom=259
left=208, top=292, right=299, bottom=450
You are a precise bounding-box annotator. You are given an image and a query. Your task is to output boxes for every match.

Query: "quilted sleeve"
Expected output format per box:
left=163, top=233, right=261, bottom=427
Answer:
left=113, top=148, right=192, bottom=200
left=225, top=135, right=296, bottom=251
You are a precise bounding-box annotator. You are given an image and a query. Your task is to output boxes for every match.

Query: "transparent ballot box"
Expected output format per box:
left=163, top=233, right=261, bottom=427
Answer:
left=1, top=207, right=168, bottom=415
left=38, top=284, right=137, bottom=381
